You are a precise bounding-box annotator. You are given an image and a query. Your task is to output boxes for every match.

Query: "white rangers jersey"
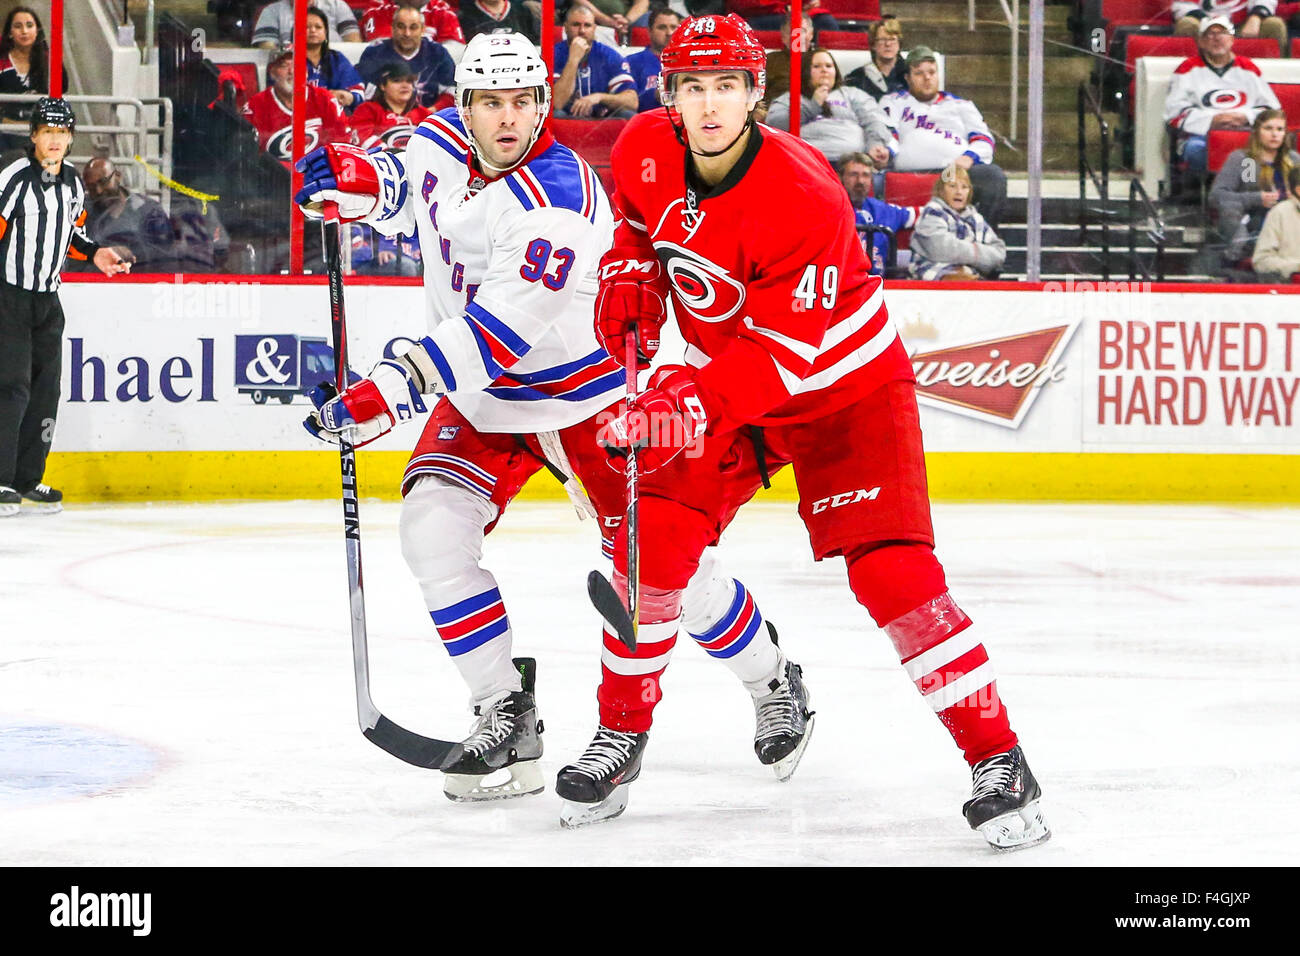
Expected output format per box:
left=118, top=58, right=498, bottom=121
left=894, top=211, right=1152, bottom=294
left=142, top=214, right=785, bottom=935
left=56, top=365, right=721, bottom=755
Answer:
left=363, top=108, right=621, bottom=432
left=1171, top=1, right=1277, bottom=22
left=1163, top=54, right=1280, bottom=137
left=878, top=90, right=996, bottom=171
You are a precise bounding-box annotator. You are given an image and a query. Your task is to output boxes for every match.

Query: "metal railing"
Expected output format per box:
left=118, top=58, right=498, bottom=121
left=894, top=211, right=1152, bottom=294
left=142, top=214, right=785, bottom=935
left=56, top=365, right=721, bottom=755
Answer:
left=858, top=224, right=899, bottom=278
left=1128, top=178, right=1166, bottom=282
left=1, top=93, right=174, bottom=212
left=970, top=0, right=1021, bottom=141
left=1077, top=81, right=1111, bottom=280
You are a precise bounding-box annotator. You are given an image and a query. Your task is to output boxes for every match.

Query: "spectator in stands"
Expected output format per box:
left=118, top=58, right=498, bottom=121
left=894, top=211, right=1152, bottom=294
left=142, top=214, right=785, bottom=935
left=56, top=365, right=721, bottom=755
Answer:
left=880, top=46, right=1007, bottom=230
left=839, top=152, right=924, bottom=276
left=553, top=5, right=637, bottom=118
left=358, top=1, right=466, bottom=46
left=569, top=0, right=635, bottom=34
left=0, top=7, right=67, bottom=148
left=1252, top=166, right=1300, bottom=281
left=350, top=225, right=423, bottom=275
left=760, top=11, right=813, bottom=109
left=169, top=195, right=230, bottom=274
left=627, top=7, right=680, bottom=112
left=1164, top=17, right=1279, bottom=175
left=729, top=0, right=837, bottom=35
left=909, top=164, right=1005, bottom=280
left=254, top=0, right=362, bottom=48
left=243, top=49, right=356, bottom=161
left=78, top=158, right=177, bottom=272
left=460, top=0, right=541, bottom=43
left=304, top=6, right=366, bottom=110
left=1209, top=108, right=1298, bottom=261
left=766, top=49, right=892, bottom=166
left=844, top=15, right=908, bottom=103
left=358, top=4, right=457, bottom=109
left=1171, top=1, right=1286, bottom=46
left=351, top=62, right=434, bottom=148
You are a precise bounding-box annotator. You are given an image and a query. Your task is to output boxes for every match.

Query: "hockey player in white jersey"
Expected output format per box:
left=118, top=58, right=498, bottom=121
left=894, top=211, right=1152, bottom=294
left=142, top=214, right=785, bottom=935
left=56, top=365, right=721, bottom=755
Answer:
left=294, top=32, right=814, bottom=804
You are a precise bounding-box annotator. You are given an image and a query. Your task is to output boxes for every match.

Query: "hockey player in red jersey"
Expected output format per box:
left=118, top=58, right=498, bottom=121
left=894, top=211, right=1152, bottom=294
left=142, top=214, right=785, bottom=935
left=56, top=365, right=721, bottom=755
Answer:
left=554, top=14, right=1050, bottom=850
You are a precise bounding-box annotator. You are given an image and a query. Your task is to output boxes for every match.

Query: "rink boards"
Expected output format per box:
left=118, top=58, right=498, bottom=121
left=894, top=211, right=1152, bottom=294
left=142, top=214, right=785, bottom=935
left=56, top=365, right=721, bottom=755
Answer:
left=45, top=277, right=1300, bottom=502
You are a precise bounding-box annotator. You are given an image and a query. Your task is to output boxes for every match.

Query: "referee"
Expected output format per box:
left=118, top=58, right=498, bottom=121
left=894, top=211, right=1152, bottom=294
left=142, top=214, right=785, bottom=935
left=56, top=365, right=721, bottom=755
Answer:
left=0, top=97, right=130, bottom=517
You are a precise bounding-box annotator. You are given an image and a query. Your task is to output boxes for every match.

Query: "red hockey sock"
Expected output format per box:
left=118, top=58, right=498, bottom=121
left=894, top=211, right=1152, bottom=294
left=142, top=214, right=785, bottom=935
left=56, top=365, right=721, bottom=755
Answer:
left=846, top=542, right=1018, bottom=765
left=596, top=570, right=681, bottom=733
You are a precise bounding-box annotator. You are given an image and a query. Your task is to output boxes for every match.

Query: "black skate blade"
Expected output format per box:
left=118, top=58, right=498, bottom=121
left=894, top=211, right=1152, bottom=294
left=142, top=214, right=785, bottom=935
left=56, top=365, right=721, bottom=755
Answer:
left=587, top=570, right=636, bottom=652
left=364, top=716, right=459, bottom=770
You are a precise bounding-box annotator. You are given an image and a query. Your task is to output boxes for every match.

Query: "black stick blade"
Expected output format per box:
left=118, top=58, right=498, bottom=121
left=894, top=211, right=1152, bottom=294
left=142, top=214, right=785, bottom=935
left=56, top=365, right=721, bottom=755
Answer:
left=587, top=570, right=637, bottom=652
left=364, top=716, right=459, bottom=770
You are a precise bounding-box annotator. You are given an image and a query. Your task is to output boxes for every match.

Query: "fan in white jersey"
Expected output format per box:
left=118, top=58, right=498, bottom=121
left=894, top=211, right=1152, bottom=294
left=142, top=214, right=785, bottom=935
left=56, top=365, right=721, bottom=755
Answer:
left=293, top=32, right=815, bottom=802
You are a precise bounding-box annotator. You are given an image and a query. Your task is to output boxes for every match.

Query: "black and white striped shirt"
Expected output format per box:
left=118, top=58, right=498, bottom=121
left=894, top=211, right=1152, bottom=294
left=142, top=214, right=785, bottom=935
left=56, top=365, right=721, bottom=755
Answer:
left=0, top=148, right=100, bottom=292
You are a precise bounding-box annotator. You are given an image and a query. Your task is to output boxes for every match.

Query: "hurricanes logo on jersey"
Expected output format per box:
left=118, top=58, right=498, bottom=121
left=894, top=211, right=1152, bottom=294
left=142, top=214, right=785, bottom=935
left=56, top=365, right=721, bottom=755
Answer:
left=654, top=241, right=746, bottom=323
left=374, top=123, right=417, bottom=150
left=266, top=120, right=323, bottom=161
left=1201, top=89, right=1248, bottom=110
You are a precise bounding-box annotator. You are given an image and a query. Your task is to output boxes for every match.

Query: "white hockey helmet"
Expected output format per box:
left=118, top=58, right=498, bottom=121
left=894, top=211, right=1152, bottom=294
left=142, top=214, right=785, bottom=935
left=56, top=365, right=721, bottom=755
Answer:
left=454, top=32, right=551, bottom=171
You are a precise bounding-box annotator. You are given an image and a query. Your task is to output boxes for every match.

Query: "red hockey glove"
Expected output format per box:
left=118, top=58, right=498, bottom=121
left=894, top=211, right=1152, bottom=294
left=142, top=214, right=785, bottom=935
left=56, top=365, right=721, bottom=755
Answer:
left=596, top=366, right=709, bottom=474
left=294, top=143, right=381, bottom=222
left=594, top=247, right=668, bottom=369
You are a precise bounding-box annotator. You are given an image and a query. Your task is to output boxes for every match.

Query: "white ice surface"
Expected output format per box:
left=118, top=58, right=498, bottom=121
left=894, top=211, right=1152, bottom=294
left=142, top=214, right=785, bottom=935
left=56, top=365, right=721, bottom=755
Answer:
left=1, top=499, right=1297, bottom=865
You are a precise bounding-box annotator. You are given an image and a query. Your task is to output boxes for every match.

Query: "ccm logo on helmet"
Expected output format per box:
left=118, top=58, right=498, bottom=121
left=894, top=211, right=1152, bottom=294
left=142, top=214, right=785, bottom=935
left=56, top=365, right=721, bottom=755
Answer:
left=811, top=487, right=881, bottom=514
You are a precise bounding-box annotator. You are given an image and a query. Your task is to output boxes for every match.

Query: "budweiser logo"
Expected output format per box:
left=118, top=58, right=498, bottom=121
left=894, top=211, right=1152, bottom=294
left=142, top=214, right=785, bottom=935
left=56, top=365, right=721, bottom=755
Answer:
left=911, top=322, right=1079, bottom=428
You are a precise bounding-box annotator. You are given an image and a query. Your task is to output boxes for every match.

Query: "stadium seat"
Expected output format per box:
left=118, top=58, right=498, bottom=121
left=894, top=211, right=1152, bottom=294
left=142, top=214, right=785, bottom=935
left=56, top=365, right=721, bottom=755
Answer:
left=1233, top=38, right=1283, bottom=59
left=1206, top=129, right=1249, bottom=174
left=1293, top=38, right=1300, bottom=59
left=1271, top=84, right=1300, bottom=129
left=819, top=30, right=873, bottom=51
left=550, top=118, right=629, bottom=195
left=753, top=30, right=782, bottom=49
left=883, top=172, right=939, bottom=208
left=1123, top=35, right=1195, bottom=110
left=817, top=0, right=882, bottom=21
left=630, top=27, right=649, bottom=47
left=226, top=61, right=261, bottom=95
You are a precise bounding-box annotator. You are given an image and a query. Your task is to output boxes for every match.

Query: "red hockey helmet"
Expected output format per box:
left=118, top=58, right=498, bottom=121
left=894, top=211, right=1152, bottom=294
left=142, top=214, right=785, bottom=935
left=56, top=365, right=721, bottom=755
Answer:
left=657, top=14, right=767, bottom=106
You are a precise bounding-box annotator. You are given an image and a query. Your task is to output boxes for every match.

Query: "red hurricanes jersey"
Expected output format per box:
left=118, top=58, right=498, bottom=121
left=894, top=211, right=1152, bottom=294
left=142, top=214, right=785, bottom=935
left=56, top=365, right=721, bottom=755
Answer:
left=351, top=101, right=433, bottom=149
left=609, top=111, right=913, bottom=434
left=243, top=86, right=355, bottom=160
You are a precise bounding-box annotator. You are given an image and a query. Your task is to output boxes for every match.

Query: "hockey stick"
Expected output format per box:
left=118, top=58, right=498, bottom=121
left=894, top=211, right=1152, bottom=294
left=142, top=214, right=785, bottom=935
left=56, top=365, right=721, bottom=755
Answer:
left=586, top=328, right=641, bottom=652
left=322, top=207, right=458, bottom=770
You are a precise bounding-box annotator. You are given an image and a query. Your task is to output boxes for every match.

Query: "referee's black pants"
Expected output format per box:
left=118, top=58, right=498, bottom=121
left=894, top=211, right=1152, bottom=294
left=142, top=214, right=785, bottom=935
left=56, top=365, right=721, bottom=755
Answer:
left=0, top=280, right=65, bottom=492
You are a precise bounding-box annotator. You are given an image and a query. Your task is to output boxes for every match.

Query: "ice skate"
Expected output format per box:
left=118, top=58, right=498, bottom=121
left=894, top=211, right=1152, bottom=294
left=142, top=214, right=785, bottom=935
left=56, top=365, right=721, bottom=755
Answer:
left=962, top=745, right=1051, bottom=851
left=441, top=658, right=544, bottom=802
left=555, top=726, right=648, bottom=828
left=20, top=483, right=62, bottom=514
left=753, top=654, right=815, bottom=782
left=0, top=486, right=18, bottom=518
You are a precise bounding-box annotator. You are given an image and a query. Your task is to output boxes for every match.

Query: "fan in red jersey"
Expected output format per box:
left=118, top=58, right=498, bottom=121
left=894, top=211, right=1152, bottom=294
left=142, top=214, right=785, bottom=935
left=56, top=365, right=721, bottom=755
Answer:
left=350, top=61, right=434, bottom=149
left=554, top=13, right=1051, bottom=851
left=242, top=48, right=355, bottom=162
left=356, top=0, right=465, bottom=45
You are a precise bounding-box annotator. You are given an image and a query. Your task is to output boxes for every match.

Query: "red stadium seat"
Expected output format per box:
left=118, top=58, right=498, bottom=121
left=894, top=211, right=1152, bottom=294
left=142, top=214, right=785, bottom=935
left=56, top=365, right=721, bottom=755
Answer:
left=1207, top=129, right=1249, bottom=173
left=550, top=118, right=629, bottom=195
left=1271, top=84, right=1300, bottom=129
left=1102, top=0, right=1167, bottom=24
left=884, top=172, right=939, bottom=208
left=752, top=30, right=782, bottom=49
left=227, top=61, right=261, bottom=95
left=1233, top=38, right=1283, bottom=58
left=817, top=0, right=882, bottom=20
left=1124, top=35, right=1195, bottom=110
left=1293, top=38, right=1300, bottom=59
left=630, top=27, right=649, bottom=47
left=819, top=30, right=873, bottom=51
